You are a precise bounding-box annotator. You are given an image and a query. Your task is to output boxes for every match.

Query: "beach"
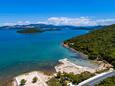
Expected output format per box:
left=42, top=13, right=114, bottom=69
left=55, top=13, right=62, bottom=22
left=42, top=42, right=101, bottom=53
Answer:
left=55, top=58, right=113, bottom=74
left=63, top=43, right=113, bottom=72
left=55, top=58, right=95, bottom=74
left=13, top=71, right=52, bottom=86
left=13, top=57, right=113, bottom=86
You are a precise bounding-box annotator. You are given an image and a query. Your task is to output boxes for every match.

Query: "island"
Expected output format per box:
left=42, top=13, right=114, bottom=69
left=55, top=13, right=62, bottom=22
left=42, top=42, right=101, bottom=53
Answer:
left=64, top=24, right=115, bottom=68
left=17, top=28, right=42, bottom=34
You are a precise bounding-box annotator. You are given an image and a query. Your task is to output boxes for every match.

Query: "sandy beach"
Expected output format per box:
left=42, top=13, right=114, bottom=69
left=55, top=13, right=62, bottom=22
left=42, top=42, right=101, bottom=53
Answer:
left=63, top=43, right=113, bottom=71
left=13, top=71, right=52, bottom=86
left=12, top=58, right=113, bottom=86
left=55, top=57, right=113, bottom=75
left=55, top=58, right=96, bottom=74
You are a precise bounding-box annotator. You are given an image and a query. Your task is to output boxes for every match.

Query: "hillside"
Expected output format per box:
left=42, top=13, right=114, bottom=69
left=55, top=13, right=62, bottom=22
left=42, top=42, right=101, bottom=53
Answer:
left=64, top=24, right=115, bottom=67
left=95, top=76, right=115, bottom=86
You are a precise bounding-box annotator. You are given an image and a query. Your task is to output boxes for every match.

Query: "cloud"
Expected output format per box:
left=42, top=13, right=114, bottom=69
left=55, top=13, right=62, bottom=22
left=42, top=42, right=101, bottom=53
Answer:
left=2, top=17, right=115, bottom=26
left=46, top=17, right=115, bottom=26
left=3, top=22, right=16, bottom=26
left=47, top=17, right=97, bottom=26
left=95, top=19, right=115, bottom=25
left=47, top=17, right=96, bottom=26
left=3, top=21, right=31, bottom=26
left=36, top=21, right=48, bottom=24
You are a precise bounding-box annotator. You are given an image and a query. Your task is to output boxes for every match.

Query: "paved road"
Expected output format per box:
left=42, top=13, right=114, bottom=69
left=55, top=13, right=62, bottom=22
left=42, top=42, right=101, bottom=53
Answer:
left=77, top=70, right=115, bottom=86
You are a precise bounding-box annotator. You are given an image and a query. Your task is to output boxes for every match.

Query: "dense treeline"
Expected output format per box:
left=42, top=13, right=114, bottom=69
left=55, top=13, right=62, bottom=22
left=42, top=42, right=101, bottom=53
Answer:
left=47, top=72, right=94, bottom=86
left=17, top=28, right=42, bottom=34
left=64, top=24, right=115, bottom=67
left=95, top=76, right=115, bottom=86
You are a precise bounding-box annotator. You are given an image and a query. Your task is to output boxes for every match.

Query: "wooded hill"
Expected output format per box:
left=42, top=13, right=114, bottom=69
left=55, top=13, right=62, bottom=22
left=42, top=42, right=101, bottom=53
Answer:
left=64, top=24, right=115, bottom=67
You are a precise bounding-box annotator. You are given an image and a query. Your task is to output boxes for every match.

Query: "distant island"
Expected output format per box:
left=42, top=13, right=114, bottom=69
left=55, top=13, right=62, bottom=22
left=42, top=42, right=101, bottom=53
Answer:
left=0, top=24, right=102, bottom=30
left=17, top=28, right=42, bottom=34
left=64, top=24, right=115, bottom=67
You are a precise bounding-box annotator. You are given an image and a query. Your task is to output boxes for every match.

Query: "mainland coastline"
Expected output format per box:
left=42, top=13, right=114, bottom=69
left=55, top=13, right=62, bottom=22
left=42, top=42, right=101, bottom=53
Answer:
left=63, top=43, right=113, bottom=71
left=1, top=24, right=115, bottom=86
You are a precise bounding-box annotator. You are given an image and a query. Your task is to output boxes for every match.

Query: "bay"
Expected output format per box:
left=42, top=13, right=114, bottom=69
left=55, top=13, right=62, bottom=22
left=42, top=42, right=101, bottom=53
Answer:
left=0, top=29, right=97, bottom=80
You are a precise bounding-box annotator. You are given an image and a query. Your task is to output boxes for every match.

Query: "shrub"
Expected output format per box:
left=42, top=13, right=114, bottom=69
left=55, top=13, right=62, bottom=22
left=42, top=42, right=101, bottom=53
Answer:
left=47, top=77, right=62, bottom=86
left=32, top=77, right=38, bottom=83
left=20, top=79, right=26, bottom=86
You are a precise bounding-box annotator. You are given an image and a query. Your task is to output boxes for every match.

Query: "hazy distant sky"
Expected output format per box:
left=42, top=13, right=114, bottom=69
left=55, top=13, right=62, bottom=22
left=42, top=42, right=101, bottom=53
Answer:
left=0, top=0, right=115, bottom=26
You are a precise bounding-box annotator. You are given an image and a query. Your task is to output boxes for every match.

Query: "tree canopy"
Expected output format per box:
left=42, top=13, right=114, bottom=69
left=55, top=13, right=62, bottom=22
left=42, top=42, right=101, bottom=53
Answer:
left=64, top=24, right=115, bottom=67
left=95, top=76, right=115, bottom=86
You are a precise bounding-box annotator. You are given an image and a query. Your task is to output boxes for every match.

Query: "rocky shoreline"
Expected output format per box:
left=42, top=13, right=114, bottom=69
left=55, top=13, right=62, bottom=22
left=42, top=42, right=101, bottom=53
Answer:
left=63, top=43, right=89, bottom=59
left=63, top=43, right=113, bottom=71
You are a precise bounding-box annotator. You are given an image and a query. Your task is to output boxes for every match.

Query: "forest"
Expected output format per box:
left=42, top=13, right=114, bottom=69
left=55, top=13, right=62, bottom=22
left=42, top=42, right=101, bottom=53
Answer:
left=64, top=24, right=115, bottom=67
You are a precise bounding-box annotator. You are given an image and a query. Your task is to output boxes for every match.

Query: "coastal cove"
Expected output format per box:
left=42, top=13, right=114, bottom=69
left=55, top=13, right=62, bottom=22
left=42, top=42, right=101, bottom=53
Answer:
left=0, top=29, right=98, bottom=85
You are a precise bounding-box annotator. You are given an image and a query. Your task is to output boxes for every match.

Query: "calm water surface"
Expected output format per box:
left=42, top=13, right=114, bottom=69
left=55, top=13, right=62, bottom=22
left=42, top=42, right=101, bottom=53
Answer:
left=0, top=29, right=97, bottom=80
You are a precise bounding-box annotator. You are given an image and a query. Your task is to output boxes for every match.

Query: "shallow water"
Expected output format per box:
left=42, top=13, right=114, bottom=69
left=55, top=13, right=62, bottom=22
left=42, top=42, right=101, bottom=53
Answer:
left=0, top=29, right=97, bottom=80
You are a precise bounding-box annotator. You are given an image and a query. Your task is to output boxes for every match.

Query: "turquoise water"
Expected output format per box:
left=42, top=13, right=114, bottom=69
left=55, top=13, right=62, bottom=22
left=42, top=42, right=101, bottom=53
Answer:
left=0, top=29, right=96, bottom=80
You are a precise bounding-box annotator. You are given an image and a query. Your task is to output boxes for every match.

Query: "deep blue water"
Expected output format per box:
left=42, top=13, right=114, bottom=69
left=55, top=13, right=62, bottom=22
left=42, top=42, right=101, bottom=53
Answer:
left=0, top=29, right=97, bottom=79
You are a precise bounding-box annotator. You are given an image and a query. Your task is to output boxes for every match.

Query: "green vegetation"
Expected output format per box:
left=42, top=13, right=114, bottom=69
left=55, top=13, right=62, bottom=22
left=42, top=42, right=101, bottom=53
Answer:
left=64, top=24, right=115, bottom=67
left=95, top=76, right=115, bottom=86
left=95, top=68, right=109, bottom=74
left=48, top=77, right=62, bottom=86
left=20, top=79, right=26, bottom=86
left=17, top=28, right=42, bottom=34
left=47, top=71, right=94, bottom=86
left=32, top=77, right=38, bottom=83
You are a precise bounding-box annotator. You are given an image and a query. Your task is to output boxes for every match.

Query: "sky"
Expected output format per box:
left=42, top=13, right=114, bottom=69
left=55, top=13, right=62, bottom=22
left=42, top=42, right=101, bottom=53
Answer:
left=0, top=0, right=115, bottom=26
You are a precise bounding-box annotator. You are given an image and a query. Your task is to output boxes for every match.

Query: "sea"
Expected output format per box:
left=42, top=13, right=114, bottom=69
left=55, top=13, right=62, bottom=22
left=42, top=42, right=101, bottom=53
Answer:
left=0, top=28, right=98, bottom=84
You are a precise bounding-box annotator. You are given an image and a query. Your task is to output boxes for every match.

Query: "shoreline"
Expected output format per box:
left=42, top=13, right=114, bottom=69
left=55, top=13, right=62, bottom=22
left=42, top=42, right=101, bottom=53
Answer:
left=13, top=43, right=111, bottom=86
left=0, top=65, right=56, bottom=86
left=55, top=58, right=113, bottom=75
left=63, top=43, right=113, bottom=70
left=12, top=57, right=113, bottom=86
left=12, top=71, right=53, bottom=86
left=55, top=58, right=96, bottom=74
left=63, top=43, right=88, bottom=59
